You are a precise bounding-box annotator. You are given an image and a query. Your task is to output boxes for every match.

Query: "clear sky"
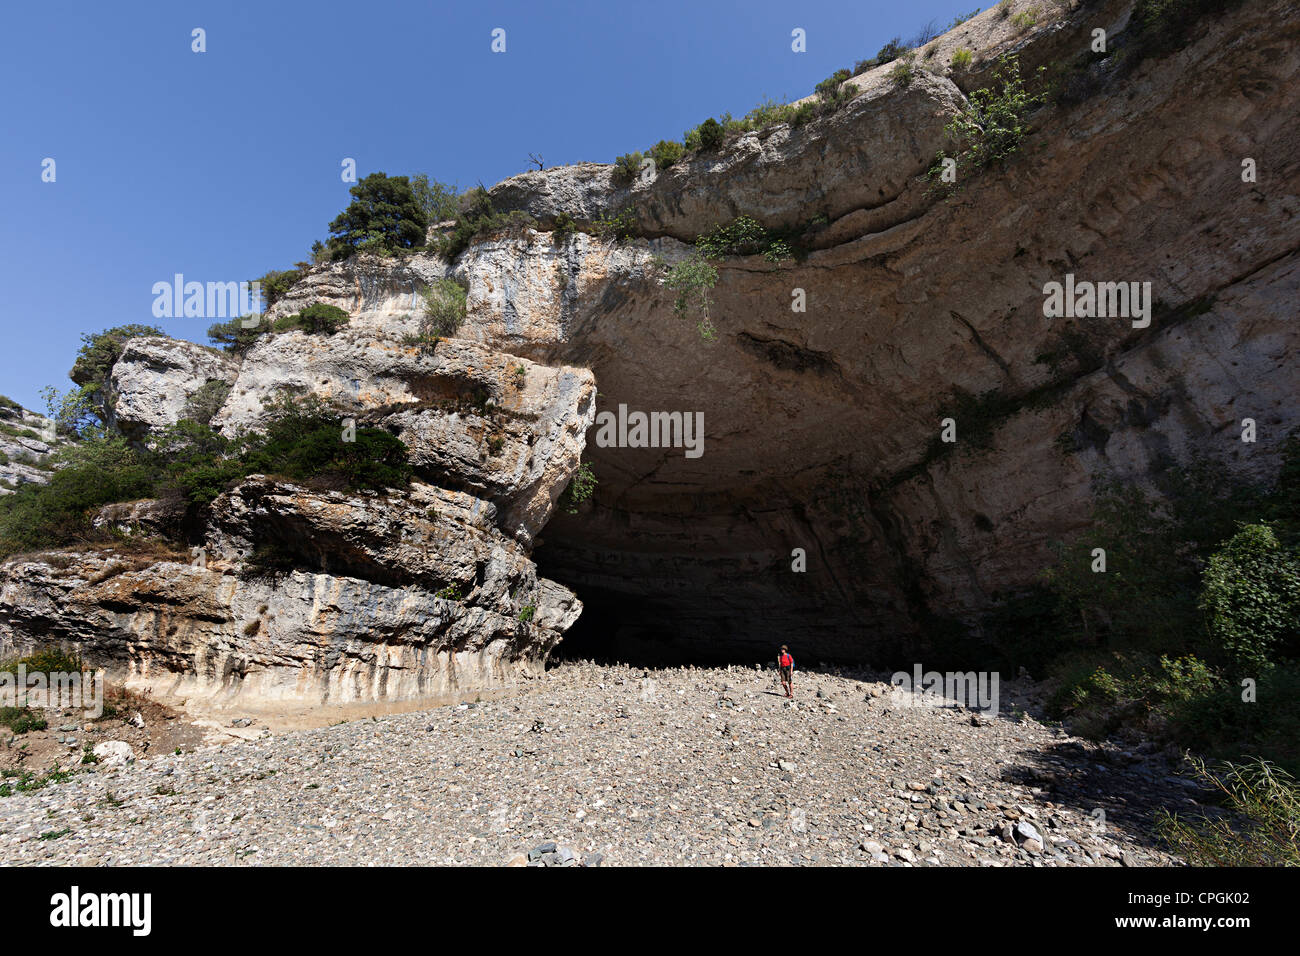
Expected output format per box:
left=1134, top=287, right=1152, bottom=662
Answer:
left=0, top=0, right=985, bottom=411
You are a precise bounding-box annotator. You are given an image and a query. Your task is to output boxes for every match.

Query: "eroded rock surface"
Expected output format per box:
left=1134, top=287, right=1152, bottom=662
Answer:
left=0, top=479, right=576, bottom=709
left=109, top=336, right=239, bottom=439
left=0, top=401, right=64, bottom=494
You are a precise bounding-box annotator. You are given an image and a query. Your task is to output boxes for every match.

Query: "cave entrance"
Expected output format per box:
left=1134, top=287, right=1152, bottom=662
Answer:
left=544, top=585, right=771, bottom=668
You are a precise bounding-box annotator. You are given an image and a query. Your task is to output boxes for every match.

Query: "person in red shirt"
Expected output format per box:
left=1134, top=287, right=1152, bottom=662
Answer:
left=778, top=645, right=794, bottom=698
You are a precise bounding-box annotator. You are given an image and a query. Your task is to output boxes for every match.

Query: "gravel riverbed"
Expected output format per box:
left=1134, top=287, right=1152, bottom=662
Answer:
left=0, top=662, right=1197, bottom=866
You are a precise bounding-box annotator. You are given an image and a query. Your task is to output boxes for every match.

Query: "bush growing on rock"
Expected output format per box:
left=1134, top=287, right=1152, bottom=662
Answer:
left=928, top=55, right=1045, bottom=192
left=0, top=394, right=413, bottom=555
left=326, top=172, right=428, bottom=261
left=559, top=462, right=598, bottom=514
left=551, top=212, right=577, bottom=246
left=410, top=174, right=461, bottom=223
left=692, top=118, right=725, bottom=151
left=887, top=54, right=918, bottom=86
left=695, top=216, right=792, bottom=263
left=648, top=139, right=684, bottom=171
left=0, top=435, right=156, bottom=555
left=853, top=36, right=909, bottom=75
left=1028, top=439, right=1300, bottom=772
left=272, top=303, right=350, bottom=335
left=412, top=277, right=469, bottom=346
left=660, top=255, right=719, bottom=341
left=815, top=69, right=854, bottom=110
left=182, top=380, right=231, bottom=426
left=66, top=325, right=164, bottom=430
left=255, top=267, right=305, bottom=310
left=612, top=152, right=644, bottom=185
left=435, top=187, right=538, bottom=261
left=1200, top=524, right=1300, bottom=674
left=207, top=316, right=268, bottom=354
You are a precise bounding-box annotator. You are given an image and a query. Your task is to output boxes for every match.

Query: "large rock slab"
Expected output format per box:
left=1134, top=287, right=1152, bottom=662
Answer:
left=215, top=334, right=595, bottom=542
left=109, top=336, right=239, bottom=438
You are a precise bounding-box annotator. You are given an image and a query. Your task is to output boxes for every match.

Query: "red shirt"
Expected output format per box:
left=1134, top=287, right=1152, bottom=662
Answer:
left=779, top=653, right=793, bottom=669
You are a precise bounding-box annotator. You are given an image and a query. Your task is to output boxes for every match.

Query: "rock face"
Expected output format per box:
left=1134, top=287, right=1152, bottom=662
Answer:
left=0, top=400, right=66, bottom=494
left=215, top=333, right=595, bottom=543
left=0, top=477, right=581, bottom=709
left=1, top=271, right=594, bottom=711
left=3, top=0, right=1298, bottom=681
left=503, top=0, right=1300, bottom=662
left=108, top=336, right=239, bottom=438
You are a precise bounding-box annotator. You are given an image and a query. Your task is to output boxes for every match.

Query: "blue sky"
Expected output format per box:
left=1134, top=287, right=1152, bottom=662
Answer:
left=0, top=0, right=984, bottom=411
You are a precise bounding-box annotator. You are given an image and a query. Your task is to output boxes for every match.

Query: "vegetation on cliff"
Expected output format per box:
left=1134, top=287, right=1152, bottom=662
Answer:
left=325, top=172, right=429, bottom=261
left=950, top=439, right=1300, bottom=776
left=0, top=394, right=411, bottom=558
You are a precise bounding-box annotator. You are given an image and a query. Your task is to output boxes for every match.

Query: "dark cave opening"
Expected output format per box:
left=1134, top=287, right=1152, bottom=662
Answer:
left=532, top=540, right=905, bottom=670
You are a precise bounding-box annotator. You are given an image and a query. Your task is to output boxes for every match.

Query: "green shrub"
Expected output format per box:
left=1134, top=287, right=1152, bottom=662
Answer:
left=241, top=397, right=411, bottom=494
left=0, top=396, right=413, bottom=553
left=948, top=8, right=981, bottom=29
left=660, top=256, right=719, bottom=341
left=559, top=462, right=598, bottom=514
left=326, top=172, right=428, bottom=261
left=1011, top=7, right=1039, bottom=30
left=273, top=303, right=350, bottom=335
left=887, top=54, right=918, bottom=86
left=951, top=47, right=973, bottom=70
left=593, top=207, right=639, bottom=243
left=519, top=605, right=536, bottom=623
left=67, top=325, right=164, bottom=429
left=410, top=174, right=460, bottom=223
left=694, top=117, right=725, bottom=151
left=183, top=380, right=231, bottom=426
left=418, top=278, right=469, bottom=341
left=0, top=706, right=48, bottom=734
left=928, top=55, right=1045, bottom=192
left=255, top=267, right=305, bottom=310
left=1200, top=524, right=1300, bottom=674
left=0, top=647, right=83, bottom=674
left=435, top=187, right=538, bottom=261
left=695, top=216, right=792, bottom=263
left=0, top=435, right=157, bottom=556
left=207, top=316, right=269, bottom=354
left=854, top=36, right=910, bottom=75
left=1166, top=663, right=1300, bottom=774
left=815, top=69, right=851, bottom=101
left=551, top=212, right=577, bottom=246
left=649, top=139, right=684, bottom=171
left=612, top=152, right=645, bottom=185
left=1156, top=757, right=1300, bottom=865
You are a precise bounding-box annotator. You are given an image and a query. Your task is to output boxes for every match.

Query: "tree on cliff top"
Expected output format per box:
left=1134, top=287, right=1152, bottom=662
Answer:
left=326, top=172, right=428, bottom=261
left=53, top=324, right=165, bottom=435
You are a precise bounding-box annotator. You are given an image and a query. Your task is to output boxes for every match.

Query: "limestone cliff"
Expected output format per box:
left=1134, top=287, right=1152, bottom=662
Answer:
left=0, top=276, right=595, bottom=708
left=2, top=0, right=1296, bottom=689
left=0, top=400, right=66, bottom=494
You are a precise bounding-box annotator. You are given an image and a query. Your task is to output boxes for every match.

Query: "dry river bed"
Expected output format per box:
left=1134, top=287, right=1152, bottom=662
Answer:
left=0, top=662, right=1201, bottom=866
